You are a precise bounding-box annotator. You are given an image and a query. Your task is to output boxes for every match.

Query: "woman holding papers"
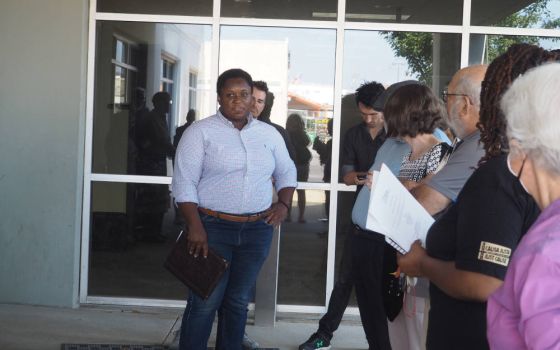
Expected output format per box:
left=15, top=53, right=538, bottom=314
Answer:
left=384, top=84, right=453, bottom=187
left=397, top=44, right=558, bottom=350
left=382, top=83, right=452, bottom=350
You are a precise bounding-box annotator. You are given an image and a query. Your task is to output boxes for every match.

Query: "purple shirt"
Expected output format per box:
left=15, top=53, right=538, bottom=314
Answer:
left=487, top=198, right=560, bottom=349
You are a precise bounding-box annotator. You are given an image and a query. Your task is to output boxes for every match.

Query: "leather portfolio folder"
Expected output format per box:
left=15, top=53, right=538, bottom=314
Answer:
left=164, top=231, right=229, bottom=300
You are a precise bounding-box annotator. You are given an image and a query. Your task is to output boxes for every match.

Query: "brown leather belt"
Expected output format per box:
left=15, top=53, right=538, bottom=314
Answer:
left=198, top=207, right=272, bottom=223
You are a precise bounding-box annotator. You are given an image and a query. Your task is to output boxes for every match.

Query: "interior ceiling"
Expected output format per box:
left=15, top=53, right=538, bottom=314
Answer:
left=224, top=0, right=539, bottom=25
left=99, top=0, right=539, bottom=26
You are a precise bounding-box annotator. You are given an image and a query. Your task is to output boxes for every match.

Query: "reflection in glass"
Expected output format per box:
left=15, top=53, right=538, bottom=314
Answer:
left=334, top=191, right=359, bottom=307
left=278, top=190, right=329, bottom=305
left=471, top=0, right=560, bottom=28
left=92, top=22, right=211, bottom=176
left=345, top=0, right=462, bottom=25
left=88, top=181, right=187, bottom=299
left=219, top=26, right=336, bottom=183
left=221, top=0, right=337, bottom=21
left=340, top=30, right=461, bottom=182
left=469, top=34, right=560, bottom=65
left=97, top=0, right=212, bottom=17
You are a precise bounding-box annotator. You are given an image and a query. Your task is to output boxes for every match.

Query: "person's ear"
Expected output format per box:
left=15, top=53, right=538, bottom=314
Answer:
left=459, top=96, right=470, bottom=118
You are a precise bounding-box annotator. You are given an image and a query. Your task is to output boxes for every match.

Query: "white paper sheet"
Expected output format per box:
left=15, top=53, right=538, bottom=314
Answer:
left=365, top=164, right=434, bottom=253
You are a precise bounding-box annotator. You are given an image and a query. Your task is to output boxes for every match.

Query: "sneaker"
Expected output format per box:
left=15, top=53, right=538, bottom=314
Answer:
left=298, top=332, right=331, bottom=350
left=242, top=332, right=260, bottom=350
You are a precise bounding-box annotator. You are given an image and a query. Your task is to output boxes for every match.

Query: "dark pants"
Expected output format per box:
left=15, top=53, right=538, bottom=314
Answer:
left=352, top=227, right=392, bottom=350
left=317, top=233, right=354, bottom=339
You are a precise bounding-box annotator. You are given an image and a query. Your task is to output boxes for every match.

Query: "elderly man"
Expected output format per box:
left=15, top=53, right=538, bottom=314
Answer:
left=388, top=65, right=488, bottom=350
left=410, top=65, right=487, bottom=216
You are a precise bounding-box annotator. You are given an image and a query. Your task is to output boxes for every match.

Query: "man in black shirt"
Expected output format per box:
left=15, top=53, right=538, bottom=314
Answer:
left=299, top=82, right=385, bottom=350
left=251, top=80, right=296, bottom=161
left=341, top=82, right=387, bottom=189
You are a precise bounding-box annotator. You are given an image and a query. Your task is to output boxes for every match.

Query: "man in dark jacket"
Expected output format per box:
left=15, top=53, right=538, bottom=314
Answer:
left=251, top=80, right=296, bottom=161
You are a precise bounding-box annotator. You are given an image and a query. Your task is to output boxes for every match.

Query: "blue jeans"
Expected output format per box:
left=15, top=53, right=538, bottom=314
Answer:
left=179, top=214, right=273, bottom=350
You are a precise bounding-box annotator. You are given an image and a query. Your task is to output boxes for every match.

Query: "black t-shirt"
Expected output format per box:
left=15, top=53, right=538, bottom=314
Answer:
left=425, top=154, right=540, bottom=350
left=341, top=123, right=386, bottom=177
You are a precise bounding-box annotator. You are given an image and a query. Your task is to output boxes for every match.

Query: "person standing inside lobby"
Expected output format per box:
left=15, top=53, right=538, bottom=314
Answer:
left=172, top=68, right=297, bottom=350
left=299, top=81, right=386, bottom=350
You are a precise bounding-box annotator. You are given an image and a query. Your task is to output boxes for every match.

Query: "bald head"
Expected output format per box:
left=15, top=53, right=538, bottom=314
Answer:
left=446, top=64, right=487, bottom=139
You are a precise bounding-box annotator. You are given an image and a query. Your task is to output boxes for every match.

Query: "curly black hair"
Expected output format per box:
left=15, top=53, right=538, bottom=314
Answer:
left=478, top=43, right=560, bottom=163
left=216, top=68, right=253, bottom=95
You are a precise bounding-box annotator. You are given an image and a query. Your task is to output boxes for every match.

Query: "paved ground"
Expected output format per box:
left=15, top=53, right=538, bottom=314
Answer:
left=0, top=303, right=368, bottom=350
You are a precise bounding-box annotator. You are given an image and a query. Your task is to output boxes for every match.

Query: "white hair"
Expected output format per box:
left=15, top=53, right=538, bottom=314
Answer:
left=455, top=73, right=482, bottom=110
left=501, top=62, right=560, bottom=175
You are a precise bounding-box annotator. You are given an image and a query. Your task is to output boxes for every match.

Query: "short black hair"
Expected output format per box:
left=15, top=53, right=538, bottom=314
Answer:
left=355, top=81, right=385, bottom=108
left=217, top=68, right=253, bottom=95
left=385, top=84, right=444, bottom=138
left=253, top=80, right=269, bottom=94
left=152, top=91, right=171, bottom=108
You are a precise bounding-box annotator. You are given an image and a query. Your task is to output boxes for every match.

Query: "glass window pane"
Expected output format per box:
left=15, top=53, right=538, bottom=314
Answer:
left=97, top=0, right=212, bottom=17
left=88, top=181, right=187, bottom=299
left=278, top=190, right=329, bottom=305
left=471, top=0, right=560, bottom=28
left=92, top=21, right=212, bottom=176
left=221, top=0, right=337, bottom=21
left=219, top=26, right=336, bottom=183
left=345, top=0, right=463, bottom=24
left=339, top=30, right=461, bottom=183
left=335, top=191, right=359, bottom=307
left=115, top=39, right=127, bottom=63
left=114, top=66, right=127, bottom=105
left=469, top=34, right=560, bottom=65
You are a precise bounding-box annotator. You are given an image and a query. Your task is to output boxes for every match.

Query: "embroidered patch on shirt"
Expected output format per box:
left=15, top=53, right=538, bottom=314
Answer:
left=478, top=241, right=511, bottom=267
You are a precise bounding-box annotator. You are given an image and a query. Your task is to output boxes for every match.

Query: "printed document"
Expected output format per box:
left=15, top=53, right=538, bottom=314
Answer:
left=365, top=164, right=434, bottom=253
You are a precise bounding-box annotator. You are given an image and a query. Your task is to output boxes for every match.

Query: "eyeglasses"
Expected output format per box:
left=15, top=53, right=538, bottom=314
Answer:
left=441, top=90, right=469, bottom=103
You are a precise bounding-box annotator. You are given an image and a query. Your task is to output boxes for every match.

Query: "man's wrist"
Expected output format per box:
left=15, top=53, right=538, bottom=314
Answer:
left=278, top=200, right=290, bottom=211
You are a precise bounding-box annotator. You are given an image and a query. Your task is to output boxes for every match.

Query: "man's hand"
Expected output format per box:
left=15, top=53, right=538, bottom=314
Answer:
left=186, top=223, right=208, bottom=258
left=343, top=171, right=368, bottom=186
left=365, top=171, right=375, bottom=189
left=397, top=240, right=427, bottom=277
left=264, top=202, right=289, bottom=226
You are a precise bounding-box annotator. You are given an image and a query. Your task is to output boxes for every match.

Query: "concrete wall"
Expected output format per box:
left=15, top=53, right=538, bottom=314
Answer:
left=0, top=0, right=88, bottom=307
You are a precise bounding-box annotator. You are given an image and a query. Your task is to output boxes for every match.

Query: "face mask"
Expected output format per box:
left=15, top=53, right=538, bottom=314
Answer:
left=507, top=153, right=529, bottom=193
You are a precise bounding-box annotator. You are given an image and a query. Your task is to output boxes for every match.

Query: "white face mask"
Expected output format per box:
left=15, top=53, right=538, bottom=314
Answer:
left=507, top=153, right=530, bottom=193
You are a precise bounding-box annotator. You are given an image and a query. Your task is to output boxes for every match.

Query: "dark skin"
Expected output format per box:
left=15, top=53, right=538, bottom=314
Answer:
left=178, top=76, right=295, bottom=258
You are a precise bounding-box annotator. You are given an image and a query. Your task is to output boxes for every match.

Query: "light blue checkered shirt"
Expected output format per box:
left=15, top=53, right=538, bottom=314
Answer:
left=172, top=111, right=297, bottom=214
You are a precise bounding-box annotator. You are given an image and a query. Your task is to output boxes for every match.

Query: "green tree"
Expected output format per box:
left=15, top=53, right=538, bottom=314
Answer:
left=382, top=0, right=559, bottom=82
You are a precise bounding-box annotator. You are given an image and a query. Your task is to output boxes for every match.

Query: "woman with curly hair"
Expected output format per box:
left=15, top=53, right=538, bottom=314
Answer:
left=397, top=43, right=559, bottom=350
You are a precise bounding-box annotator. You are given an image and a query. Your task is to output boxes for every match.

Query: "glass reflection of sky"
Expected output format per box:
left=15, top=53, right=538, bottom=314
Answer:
left=343, top=31, right=417, bottom=92
left=221, top=26, right=336, bottom=86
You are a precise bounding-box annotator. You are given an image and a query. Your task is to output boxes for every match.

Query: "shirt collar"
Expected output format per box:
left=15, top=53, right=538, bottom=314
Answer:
left=462, top=129, right=481, bottom=143
left=216, top=110, right=254, bottom=129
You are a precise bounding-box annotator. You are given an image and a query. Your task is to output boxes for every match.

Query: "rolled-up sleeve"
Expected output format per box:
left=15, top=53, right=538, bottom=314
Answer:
left=271, top=132, right=297, bottom=191
left=172, top=123, right=205, bottom=203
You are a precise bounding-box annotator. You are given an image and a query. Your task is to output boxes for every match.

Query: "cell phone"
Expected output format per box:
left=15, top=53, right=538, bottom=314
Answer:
left=357, top=174, right=367, bottom=180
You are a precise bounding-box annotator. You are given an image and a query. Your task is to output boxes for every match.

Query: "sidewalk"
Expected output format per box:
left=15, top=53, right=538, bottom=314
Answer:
left=0, top=303, right=367, bottom=350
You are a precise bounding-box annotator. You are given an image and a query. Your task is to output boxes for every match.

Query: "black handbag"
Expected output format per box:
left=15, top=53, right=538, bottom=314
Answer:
left=382, top=243, right=405, bottom=322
